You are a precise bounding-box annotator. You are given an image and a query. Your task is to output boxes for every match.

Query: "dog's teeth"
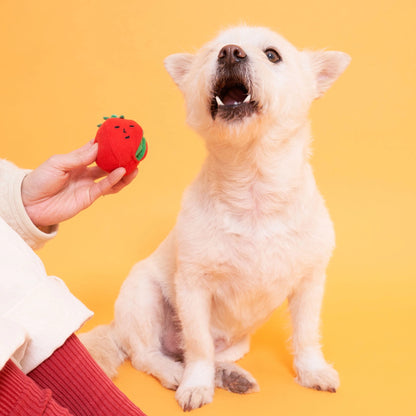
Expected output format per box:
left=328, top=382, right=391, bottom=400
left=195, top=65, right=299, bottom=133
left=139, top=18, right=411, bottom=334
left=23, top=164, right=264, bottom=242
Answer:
left=243, top=94, right=251, bottom=103
left=215, top=96, right=225, bottom=106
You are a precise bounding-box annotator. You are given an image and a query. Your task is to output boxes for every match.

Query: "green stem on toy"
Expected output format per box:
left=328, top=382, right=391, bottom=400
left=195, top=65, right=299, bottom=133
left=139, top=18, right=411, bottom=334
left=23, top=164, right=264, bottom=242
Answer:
left=135, top=137, right=147, bottom=161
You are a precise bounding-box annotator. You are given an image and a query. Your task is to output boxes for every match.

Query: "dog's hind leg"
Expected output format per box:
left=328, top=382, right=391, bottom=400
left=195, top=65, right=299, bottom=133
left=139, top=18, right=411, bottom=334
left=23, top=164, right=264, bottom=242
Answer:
left=215, top=362, right=259, bottom=394
left=215, top=336, right=259, bottom=394
left=215, top=335, right=251, bottom=362
left=113, top=234, right=184, bottom=390
left=130, top=344, right=184, bottom=390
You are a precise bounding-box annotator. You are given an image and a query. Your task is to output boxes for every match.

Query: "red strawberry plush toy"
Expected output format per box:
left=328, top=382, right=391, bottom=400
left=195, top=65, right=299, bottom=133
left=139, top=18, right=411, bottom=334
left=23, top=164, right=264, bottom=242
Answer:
left=95, top=115, right=148, bottom=175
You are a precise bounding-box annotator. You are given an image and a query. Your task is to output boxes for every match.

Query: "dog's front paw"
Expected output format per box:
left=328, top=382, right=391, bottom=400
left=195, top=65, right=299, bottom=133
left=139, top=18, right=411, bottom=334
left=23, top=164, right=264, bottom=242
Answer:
left=175, top=361, right=215, bottom=411
left=175, top=384, right=214, bottom=411
left=295, top=360, right=340, bottom=392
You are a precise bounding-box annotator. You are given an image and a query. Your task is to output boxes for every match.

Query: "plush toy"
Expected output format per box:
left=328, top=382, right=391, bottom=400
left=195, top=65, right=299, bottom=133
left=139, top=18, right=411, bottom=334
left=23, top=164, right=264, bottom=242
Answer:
left=95, top=115, right=148, bottom=175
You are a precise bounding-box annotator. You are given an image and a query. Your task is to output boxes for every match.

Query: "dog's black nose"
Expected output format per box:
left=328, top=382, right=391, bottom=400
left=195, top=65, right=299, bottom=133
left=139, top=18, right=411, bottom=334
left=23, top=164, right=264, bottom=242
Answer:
left=218, top=44, right=247, bottom=65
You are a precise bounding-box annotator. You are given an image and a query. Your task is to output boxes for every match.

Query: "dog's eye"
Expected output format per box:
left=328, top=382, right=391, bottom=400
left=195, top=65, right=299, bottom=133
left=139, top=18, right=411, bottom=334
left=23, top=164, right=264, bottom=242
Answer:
left=265, top=49, right=281, bottom=63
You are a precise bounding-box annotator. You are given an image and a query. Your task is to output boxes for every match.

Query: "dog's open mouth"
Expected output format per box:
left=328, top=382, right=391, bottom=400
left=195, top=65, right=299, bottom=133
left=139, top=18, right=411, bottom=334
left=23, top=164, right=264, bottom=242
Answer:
left=210, top=78, right=258, bottom=121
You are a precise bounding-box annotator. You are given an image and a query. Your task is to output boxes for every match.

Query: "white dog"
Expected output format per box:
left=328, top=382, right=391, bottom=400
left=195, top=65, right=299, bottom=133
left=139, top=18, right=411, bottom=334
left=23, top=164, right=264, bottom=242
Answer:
left=81, top=26, right=350, bottom=411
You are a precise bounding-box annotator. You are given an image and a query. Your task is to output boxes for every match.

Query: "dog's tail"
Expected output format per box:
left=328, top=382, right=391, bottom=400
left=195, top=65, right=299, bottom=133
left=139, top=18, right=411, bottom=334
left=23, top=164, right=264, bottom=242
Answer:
left=79, top=323, right=126, bottom=378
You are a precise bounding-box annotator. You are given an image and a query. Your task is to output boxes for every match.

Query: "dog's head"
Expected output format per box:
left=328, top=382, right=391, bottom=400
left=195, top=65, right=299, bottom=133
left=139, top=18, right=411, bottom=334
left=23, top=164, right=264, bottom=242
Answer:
left=165, top=26, right=350, bottom=144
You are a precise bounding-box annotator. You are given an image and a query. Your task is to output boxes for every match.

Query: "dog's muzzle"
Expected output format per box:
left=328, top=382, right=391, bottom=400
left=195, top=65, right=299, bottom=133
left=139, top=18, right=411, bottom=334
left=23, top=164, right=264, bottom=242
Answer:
left=210, top=44, right=258, bottom=121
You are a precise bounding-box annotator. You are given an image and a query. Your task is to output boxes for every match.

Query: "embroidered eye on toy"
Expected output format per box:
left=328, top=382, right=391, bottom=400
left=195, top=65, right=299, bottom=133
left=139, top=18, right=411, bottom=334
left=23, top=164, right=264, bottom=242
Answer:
left=95, top=115, right=148, bottom=175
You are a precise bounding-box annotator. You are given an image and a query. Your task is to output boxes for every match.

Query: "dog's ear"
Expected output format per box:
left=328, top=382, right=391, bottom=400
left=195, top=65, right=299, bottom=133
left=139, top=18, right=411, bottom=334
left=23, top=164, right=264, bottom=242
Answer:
left=307, top=50, right=351, bottom=98
left=164, top=53, right=194, bottom=89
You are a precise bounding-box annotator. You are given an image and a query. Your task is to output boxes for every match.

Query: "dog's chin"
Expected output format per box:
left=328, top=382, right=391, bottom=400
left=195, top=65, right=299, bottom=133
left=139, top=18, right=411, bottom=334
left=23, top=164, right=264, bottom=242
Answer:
left=210, top=77, right=259, bottom=122
left=211, top=101, right=259, bottom=122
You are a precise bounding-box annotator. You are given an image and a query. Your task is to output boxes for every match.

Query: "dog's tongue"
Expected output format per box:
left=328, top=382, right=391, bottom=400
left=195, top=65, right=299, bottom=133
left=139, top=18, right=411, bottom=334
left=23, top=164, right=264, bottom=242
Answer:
left=223, top=87, right=246, bottom=105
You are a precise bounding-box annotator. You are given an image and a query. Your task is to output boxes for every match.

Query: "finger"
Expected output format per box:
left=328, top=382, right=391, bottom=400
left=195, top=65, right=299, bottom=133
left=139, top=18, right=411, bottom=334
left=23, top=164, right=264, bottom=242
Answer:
left=86, top=165, right=109, bottom=181
left=88, top=167, right=126, bottom=203
left=122, top=168, right=139, bottom=186
left=112, top=168, right=139, bottom=192
left=85, top=165, right=135, bottom=183
left=49, top=141, right=98, bottom=172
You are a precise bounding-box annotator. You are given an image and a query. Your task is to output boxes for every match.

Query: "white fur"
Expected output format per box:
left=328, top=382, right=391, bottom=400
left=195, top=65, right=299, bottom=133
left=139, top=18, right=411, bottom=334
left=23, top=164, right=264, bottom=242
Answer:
left=80, top=26, right=350, bottom=411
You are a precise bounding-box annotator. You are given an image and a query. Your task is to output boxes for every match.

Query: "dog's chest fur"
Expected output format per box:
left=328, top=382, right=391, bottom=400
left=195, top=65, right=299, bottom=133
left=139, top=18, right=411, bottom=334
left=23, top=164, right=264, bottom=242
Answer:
left=174, top=154, right=334, bottom=342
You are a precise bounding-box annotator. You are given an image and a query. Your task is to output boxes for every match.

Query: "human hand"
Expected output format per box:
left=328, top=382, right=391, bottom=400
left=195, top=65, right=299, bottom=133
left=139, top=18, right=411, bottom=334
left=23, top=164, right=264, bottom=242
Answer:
left=21, top=141, right=138, bottom=228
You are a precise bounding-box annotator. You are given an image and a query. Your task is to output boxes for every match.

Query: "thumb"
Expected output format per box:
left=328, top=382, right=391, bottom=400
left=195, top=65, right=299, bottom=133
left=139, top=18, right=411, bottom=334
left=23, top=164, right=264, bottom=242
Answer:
left=51, top=141, right=98, bottom=171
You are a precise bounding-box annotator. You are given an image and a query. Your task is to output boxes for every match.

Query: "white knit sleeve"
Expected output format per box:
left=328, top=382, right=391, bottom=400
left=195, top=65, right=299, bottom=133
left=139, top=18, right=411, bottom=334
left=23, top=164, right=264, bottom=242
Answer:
left=0, top=159, right=58, bottom=250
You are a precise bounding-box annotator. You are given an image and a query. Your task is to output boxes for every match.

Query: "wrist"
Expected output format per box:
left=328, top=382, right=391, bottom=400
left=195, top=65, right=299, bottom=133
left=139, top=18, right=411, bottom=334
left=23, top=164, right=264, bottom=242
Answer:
left=21, top=173, right=58, bottom=233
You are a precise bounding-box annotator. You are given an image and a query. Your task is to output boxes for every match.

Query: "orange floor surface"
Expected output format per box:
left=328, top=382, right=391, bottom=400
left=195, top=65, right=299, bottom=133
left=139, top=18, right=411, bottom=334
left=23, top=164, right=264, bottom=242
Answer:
left=1, top=1, right=415, bottom=415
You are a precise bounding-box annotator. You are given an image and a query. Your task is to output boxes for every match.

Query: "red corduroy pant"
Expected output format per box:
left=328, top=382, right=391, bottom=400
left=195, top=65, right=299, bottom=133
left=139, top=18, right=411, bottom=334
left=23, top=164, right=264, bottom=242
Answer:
left=0, top=334, right=146, bottom=416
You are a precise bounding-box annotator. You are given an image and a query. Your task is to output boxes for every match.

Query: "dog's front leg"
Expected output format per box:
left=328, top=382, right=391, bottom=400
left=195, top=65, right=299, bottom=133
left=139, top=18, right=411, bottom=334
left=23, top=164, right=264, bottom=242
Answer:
left=288, top=269, right=340, bottom=392
left=174, top=269, right=215, bottom=411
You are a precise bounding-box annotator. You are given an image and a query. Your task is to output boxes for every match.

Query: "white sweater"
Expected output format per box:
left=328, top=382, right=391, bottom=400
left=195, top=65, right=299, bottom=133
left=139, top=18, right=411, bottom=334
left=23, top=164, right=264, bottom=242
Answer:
left=0, top=159, right=93, bottom=373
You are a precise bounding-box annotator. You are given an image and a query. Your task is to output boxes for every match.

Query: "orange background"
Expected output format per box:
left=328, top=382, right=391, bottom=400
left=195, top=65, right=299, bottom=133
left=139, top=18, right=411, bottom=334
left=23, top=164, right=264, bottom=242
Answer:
left=1, top=0, right=415, bottom=415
